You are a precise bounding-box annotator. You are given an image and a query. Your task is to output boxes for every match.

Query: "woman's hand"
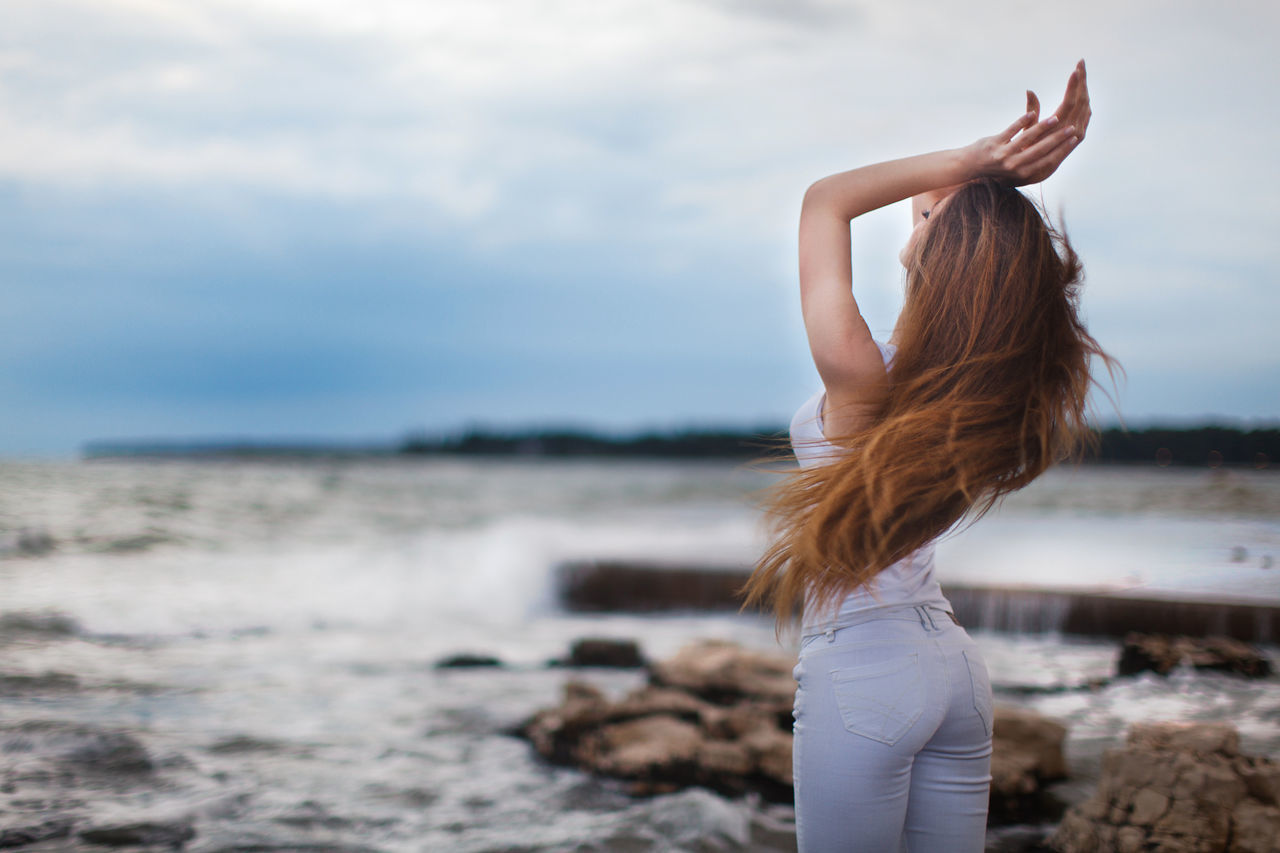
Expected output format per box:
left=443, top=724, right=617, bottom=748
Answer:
left=965, top=60, right=1091, bottom=186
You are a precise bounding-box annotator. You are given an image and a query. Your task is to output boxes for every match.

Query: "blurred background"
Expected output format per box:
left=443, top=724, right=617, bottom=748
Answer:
left=1, top=2, right=1277, bottom=851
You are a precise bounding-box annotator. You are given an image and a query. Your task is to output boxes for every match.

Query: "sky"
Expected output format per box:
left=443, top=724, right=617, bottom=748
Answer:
left=2, top=0, right=1277, bottom=455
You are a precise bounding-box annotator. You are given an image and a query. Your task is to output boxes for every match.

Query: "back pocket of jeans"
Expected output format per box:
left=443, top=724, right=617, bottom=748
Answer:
left=829, top=654, right=924, bottom=746
left=962, top=649, right=993, bottom=738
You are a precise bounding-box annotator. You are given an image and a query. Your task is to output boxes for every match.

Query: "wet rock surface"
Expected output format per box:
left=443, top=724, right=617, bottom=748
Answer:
left=521, top=640, right=796, bottom=802
left=648, top=640, right=795, bottom=708
left=1049, top=722, right=1280, bottom=853
left=1, top=720, right=157, bottom=779
left=562, top=637, right=647, bottom=669
left=522, top=639, right=1071, bottom=826
left=0, top=672, right=81, bottom=696
left=0, top=611, right=81, bottom=642
left=0, top=818, right=74, bottom=848
left=77, top=819, right=196, bottom=847
left=0, top=719, right=189, bottom=851
left=1117, top=633, right=1274, bottom=679
left=0, top=527, right=55, bottom=558
left=433, top=653, right=504, bottom=669
left=991, top=707, right=1071, bottom=824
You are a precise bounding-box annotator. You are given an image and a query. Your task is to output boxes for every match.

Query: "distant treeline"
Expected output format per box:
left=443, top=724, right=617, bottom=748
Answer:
left=399, top=428, right=789, bottom=460
left=85, top=425, right=1277, bottom=468
left=400, top=425, right=1277, bottom=468
left=1092, top=426, right=1276, bottom=468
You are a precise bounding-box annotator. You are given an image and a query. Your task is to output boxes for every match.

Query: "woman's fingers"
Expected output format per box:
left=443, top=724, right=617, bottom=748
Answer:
left=1008, top=114, right=1063, bottom=153
left=1071, top=62, right=1091, bottom=139
left=977, top=63, right=1090, bottom=185
left=1054, top=61, right=1089, bottom=136
left=998, top=110, right=1037, bottom=143
left=1006, top=124, right=1077, bottom=175
left=1023, top=130, right=1080, bottom=178
left=1055, top=68, right=1080, bottom=119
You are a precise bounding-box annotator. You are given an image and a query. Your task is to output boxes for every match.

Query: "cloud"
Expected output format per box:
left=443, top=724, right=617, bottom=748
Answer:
left=0, top=0, right=1277, bottom=452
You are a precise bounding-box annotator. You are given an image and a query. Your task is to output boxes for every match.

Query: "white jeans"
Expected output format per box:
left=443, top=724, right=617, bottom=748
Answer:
left=792, top=605, right=993, bottom=852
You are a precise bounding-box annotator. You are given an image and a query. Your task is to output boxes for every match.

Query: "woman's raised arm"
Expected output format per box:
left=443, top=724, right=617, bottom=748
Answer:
left=798, top=148, right=977, bottom=432
left=799, top=61, right=1089, bottom=436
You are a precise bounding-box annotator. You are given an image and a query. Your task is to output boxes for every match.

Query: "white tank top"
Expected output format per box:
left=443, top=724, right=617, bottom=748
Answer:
left=788, top=340, right=954, bottom=630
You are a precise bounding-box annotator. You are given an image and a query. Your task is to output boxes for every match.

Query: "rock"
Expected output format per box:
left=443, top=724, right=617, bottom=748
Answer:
left=576, top=715, right=704, bottom=779
left=95, top=533, right=171, bottom=554
left=520, top=644, right=796, bottom=802
left=1129, top=721, right=1240, bottom=757
left=0, top=611, right=80, bottom=639
left=740, top=725, right=792, bottom=787
left=521, top=640, right=1061, bottom=814
left=648, top=640, right=795, bottom=707
left=1049, top=722, right=1280, bottom=853
left=0, top=671, right=81, bottom=695
left=984, top=824, right=1056, bottom=853
left=78, top=820, right=195, bottom=847
left=748, top=805, right=801, bottom=852
left=696, top=739, right=753, bottom=778
left=1230, top=800, right=1280, bottom=853
left=564, top=638, right=646, bottom=668
left=521, top=680, right=613, bottom=766
left=272, top=800, right=356, bottom=830
left=0, top=720, right=155, bottom=781
left=198, top=844, right=379, bottom=853
left=1117, top=633, right=1273, bottom=679
left=1240, top=757, right=1280, bottom=806
left=433, top=653, right=504, bottom=669
left=207, top=735, right=288, bottom=754
left=0, top=817, right=74, bottom=848
left=989, top=707, right=1070, bottom=825
left=995, top=707, right=1069, bottom=782
left=0, top=527, right=55, bottom=557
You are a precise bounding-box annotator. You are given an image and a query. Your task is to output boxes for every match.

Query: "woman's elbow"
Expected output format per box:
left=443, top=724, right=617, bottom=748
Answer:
left=801, top=178, right=832, bottom=211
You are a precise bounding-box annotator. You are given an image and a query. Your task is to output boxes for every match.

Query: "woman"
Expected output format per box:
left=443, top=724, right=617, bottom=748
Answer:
left=743, top=62, right=1110, bottom=851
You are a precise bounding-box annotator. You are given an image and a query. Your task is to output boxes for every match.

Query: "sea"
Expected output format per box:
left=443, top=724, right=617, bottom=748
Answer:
left=1, top=457, right=1277, bottom=851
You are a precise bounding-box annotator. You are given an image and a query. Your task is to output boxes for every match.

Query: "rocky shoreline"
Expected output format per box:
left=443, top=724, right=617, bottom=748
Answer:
left=513, top=635, right=1278, bottom=851
left=517, top=640, right=1071, bottom=829
left=2, top=610, right=1277, bottom=852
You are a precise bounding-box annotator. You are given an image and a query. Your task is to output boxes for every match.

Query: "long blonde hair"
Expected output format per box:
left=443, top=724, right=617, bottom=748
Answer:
left=743, top=179, right=1116, bottom=627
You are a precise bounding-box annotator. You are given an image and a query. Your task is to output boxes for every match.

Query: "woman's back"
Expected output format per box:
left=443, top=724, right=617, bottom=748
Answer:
left=789, top=339, right=952, bottom=632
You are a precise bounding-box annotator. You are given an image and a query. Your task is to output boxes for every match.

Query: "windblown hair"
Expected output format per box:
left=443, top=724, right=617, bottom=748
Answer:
left=743, top=178, right=1115, bottom=628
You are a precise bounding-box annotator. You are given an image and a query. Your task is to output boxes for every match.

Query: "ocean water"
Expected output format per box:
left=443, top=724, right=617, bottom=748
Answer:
left=1, top=458, right=1277, bottom=851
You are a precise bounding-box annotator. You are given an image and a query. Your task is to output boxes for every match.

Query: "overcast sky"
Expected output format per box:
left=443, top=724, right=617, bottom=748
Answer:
left=2, top=0, right=1276, bottom=455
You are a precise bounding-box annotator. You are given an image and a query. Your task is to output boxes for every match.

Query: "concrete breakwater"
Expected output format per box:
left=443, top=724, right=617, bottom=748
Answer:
left=556, top=560, right=1280, bottom=642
